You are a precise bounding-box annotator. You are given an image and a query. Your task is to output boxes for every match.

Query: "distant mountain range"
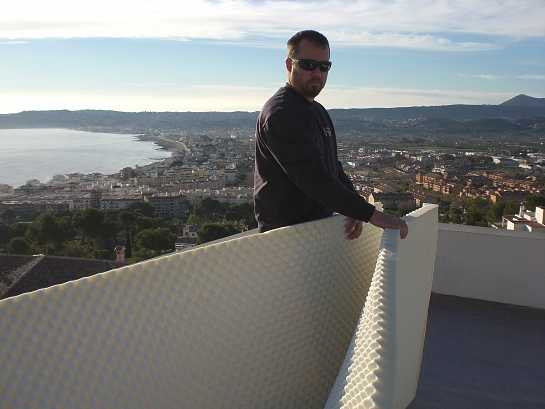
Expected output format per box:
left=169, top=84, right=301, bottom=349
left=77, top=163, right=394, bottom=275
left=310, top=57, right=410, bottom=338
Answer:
left=0, top=94, right=544, bottom=133
left=329, top=94, right=545, bottom=122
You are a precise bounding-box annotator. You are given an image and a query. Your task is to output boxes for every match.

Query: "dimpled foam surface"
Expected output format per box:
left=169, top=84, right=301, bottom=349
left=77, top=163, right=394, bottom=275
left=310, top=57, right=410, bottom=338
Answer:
left=0, top=214, right=388, bottom=409
left=0, top=206, right=437, bottom=409
left=325, top=204, right=438, bottom=409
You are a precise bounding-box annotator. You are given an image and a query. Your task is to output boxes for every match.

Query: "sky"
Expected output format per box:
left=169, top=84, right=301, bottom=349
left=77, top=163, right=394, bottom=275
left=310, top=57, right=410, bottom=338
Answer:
left=1, top=0, right=544, bottom=114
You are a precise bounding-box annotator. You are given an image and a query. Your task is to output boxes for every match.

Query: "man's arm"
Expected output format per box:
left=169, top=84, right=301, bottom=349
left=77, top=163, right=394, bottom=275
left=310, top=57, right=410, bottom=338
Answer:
left=345, top=211, right=408, bottom=240
left=337, top=160, right=357, bottom=191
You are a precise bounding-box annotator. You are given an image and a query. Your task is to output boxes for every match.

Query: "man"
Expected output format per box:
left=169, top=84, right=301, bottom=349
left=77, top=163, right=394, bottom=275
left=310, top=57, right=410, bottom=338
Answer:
left=254, top=30, right=408, bottom=240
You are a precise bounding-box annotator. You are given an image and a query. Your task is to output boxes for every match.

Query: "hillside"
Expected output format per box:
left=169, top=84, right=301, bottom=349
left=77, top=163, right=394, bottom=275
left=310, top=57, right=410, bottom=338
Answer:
left=0, top=95, right=544, bottom=134
left=500, top=94, right=545, bottom=107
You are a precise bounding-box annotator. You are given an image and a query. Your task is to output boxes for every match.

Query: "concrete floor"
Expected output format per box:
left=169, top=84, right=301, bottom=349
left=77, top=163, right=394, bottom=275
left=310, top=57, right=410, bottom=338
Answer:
left=407, top=293, right=545, bottom=409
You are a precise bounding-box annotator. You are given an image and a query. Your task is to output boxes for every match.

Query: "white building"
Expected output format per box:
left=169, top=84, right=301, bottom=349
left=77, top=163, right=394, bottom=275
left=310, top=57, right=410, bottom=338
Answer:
left=502, top=206, right=545, bottom=233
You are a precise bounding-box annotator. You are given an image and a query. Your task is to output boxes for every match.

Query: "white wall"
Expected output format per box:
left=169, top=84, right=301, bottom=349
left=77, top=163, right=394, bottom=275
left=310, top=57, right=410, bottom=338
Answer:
left=433, top=224, right=545, bottom=309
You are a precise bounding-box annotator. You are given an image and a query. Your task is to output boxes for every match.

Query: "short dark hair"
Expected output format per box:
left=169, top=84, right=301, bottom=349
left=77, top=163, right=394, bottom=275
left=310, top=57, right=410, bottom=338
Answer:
left=287, top=30, right=329, bottom=58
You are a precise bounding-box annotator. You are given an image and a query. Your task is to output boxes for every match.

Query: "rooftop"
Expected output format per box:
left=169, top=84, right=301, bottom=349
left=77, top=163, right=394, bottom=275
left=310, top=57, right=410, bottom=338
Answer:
left=1, top=207, right=543, bottom=408
left=0, top=254, right=126, bottom=300
left=409, top=293, right=545, bottom=409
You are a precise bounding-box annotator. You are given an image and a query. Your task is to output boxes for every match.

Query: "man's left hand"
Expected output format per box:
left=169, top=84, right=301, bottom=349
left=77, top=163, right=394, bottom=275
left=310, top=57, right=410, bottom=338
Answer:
left=345, top=217, right=363, bottom=240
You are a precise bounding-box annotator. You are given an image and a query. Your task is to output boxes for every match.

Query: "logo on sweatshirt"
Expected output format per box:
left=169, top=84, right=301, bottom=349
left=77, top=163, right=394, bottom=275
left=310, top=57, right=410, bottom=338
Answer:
left=323, top=127, right=332, bottom=138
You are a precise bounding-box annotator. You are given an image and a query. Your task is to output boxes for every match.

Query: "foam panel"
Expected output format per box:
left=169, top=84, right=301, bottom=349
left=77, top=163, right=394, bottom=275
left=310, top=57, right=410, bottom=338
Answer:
left=0, top=205, right=437, bottom=409
left=325, top=204, right=438, bottom=408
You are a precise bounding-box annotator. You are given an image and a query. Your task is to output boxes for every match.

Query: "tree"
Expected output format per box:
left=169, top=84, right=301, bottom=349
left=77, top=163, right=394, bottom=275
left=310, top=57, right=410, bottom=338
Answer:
left=225, top=202, right=256, bottom=229
left=6, top=237, right=31, bottom=254
left=126, top=201, right=155, bottom=217
left=503, top=200, right=521, bottom=216
left=152, top=217, right=167, bottom=228
left=11, top=223, right=29, bottom=239
left=463, top=208, right=488, bottom=226
left=63, top=240, right=90, bottom=258
left=195, top=222, right=241, bottom=245
left=462, top=197, right=491, bottom=227
left=0, top=222, right=12, bottom=246
left=1, top=208, right=18, bottom=224
left=170, top=218, right=185, bottom=235
left=27, top=212, right=59, bottom=255
left=72, top=208, right=117, bottom=249
left=136, top=215, right=154, bottom=231
left=117, top=211, right=137, bottom=259
left=89, top=250, right=112, bottom=260
left=193, top=198, right=225, bottom=222
left=170, top=158, right=184, bottom=167
left=448, top=206, right=463, bottom=224
left=186, top=213, right=203, bottom=225
left=525, top=194, right=545, bottom=210
left=53, top=216, right=76, bottom=254
left=487, top=202, right=505, bottom=221
left=134, top=227, right=176, bottom=257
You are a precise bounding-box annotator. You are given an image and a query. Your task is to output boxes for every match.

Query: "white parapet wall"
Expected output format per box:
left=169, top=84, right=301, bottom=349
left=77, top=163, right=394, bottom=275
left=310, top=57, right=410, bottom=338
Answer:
left=433, top=223, right=545, bottom=310
left=0, top=205, right=438, bottom=409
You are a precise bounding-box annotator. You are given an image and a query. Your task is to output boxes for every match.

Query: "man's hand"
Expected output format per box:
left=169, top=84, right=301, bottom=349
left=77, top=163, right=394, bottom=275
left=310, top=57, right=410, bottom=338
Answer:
left=345, top=217, right=363, bottom=240
left=369, top=210, right=409, bottom=239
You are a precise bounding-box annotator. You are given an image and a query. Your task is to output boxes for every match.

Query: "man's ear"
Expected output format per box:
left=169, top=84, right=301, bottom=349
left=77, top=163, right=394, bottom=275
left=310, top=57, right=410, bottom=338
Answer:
left=285, top=57, right=293, bottom=72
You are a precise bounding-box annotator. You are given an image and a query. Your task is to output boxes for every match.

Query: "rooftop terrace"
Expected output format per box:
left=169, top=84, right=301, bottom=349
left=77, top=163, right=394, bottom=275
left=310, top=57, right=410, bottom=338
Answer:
left=1, top=206, right=544, bottom=408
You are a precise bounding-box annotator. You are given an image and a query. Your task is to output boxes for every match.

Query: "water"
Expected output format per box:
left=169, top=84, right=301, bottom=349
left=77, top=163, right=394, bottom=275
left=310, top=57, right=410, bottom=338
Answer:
left=0, top=129, right=171, bottom=187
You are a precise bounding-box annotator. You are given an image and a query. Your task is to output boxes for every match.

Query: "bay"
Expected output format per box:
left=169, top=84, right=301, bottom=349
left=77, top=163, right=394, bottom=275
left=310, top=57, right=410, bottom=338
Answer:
left=0, top=129, right=171, bottom=188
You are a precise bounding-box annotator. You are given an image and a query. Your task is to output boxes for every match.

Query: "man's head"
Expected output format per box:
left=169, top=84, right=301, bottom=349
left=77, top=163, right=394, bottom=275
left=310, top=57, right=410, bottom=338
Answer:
left=286, top=30, right=331, bottom=102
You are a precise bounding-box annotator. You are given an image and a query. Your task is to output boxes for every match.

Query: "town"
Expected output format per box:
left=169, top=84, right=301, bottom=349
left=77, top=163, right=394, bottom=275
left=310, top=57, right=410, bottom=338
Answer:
left=1, top=100, right=544, bottom=262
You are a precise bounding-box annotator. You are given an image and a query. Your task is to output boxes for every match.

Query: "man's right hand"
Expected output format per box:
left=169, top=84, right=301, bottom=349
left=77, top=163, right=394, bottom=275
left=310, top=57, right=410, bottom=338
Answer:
left=369, top=210, right=409, bottom=239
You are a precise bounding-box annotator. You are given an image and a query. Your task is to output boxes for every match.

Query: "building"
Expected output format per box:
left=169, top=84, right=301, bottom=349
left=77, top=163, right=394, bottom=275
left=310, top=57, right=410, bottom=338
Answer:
left=0, top=199, right=70, bottom=219
left=502, top=206, right=545, bottom=233
left=367, top=192, right=416, bottom=212
left=145, top=192, right=189, bottom=218
left=175, top=224, right=201, bottom=250
left=100, top=196, right=142, bottom=211
left=489, top=190, right=530, bottom=203
left=407, top=189, right=439, bottom=207
left=0, top=254, right=126, bottom=300
left=492, top=156, right=520, bottom=167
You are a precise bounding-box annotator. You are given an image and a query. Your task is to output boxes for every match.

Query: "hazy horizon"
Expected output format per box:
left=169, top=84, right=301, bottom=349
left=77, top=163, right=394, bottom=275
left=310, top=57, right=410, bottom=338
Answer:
left=1, top=0, right=544, bottom=114
left=2, top=93, right=540, bottom=116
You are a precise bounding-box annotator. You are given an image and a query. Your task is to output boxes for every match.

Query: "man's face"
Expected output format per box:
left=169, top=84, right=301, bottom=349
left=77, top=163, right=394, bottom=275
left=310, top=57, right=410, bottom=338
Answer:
left=286, top=39, right=330, bottom=102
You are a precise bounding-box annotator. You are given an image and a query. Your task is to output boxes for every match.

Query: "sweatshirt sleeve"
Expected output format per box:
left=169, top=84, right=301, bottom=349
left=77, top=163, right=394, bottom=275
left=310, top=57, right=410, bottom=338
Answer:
left=260, top=107, right=376, bottom=222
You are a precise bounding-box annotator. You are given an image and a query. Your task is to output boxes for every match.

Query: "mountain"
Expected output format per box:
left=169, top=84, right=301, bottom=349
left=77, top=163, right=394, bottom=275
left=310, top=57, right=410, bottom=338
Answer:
left=0, top=95, right=544, bottom=131
left=500, top=94, right=545, bottom=107
left=0, top=110, right=259, bottom=133
left=443, top=118, right=523, bottom=133
left=329, top=95, right=545, bottom=121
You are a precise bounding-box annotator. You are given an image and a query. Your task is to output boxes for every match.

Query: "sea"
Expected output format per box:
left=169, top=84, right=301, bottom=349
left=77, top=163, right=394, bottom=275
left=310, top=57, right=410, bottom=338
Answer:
left=0, top=128, right=172, bottom=188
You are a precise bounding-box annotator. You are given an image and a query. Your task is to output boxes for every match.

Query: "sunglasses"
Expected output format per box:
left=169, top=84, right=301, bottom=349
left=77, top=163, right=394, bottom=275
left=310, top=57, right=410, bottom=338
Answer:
left=290, top=58, right=332, bottom=72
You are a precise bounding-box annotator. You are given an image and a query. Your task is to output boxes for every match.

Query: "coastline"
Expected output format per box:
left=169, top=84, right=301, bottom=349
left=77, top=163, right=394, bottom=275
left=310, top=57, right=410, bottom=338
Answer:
left=0, top=128, right=173, bottom=188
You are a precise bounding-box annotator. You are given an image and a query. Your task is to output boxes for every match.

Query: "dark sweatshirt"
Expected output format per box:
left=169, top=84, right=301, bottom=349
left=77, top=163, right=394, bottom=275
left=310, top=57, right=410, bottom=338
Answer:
left=254, top=84, right=376, bottom=233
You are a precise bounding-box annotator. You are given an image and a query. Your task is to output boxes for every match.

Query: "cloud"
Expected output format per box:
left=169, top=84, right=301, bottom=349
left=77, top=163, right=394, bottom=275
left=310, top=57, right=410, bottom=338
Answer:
left=1, top=0, right=543, bottom=51
left=459, top=73, right=504, bottom=80
left=518, top=74, right=545, bottom=80
left=479, top=74, right=504, bottom=81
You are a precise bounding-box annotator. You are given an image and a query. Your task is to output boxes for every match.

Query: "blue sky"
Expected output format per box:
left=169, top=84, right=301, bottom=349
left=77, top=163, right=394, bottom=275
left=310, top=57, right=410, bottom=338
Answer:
left=1, top=0, right=544, bottom=113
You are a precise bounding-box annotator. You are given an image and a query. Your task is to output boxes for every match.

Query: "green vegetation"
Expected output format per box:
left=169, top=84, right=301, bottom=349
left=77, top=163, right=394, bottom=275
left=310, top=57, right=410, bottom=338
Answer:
left=195, top=222, right=241, bottom=245
left=0, top=198, right=257, bottom=262
left=435, top=195, right=545, bottom=227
